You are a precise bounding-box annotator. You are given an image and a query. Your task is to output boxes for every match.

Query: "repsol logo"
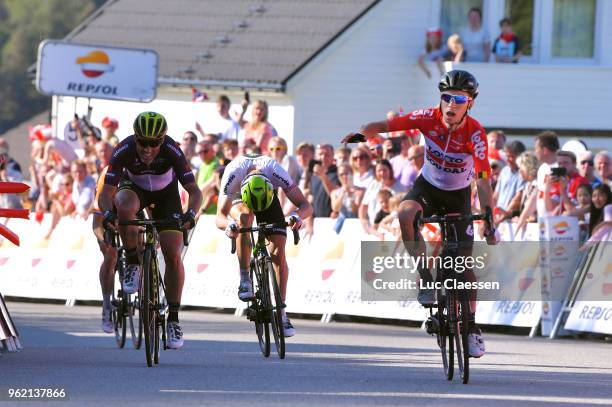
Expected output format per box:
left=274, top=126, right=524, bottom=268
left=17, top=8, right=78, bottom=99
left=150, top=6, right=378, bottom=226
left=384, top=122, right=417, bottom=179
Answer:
left=272, top=172, right=289, bottom=187
left=579, top=306, right=612, bottom=321
left=223, top=174, right=235, bottom=194
left=426, top=155, right=466, bottom=173
left=67, top=82, right=118, bottom=95
left=495, top=301, right=536, bottom=314
left=471, top=130, right=486, bottom=160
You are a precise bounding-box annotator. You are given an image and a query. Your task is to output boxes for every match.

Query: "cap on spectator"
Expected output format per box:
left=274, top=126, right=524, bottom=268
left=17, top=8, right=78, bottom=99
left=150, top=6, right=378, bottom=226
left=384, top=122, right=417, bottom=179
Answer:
left=29, top=124, right=53, bottom=142
left=101, top=117, right=119, bottom=130
left=426, top=27, right=443, bottom=37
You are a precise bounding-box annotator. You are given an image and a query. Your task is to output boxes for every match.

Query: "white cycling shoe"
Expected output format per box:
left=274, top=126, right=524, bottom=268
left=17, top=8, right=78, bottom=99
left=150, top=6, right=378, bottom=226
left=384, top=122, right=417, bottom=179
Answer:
left=238, top=278, right=254, bottom=301
left=166, top=321, right=184, bottom=349
left=122, top=264, right=141, bottom=295
left=101, top=309, right=113, bottom=334
left=468, top=327, right=485, bottom=358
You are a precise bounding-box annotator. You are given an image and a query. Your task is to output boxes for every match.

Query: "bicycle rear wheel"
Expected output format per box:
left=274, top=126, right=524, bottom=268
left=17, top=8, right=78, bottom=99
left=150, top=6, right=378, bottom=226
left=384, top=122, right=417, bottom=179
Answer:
left=129, top=292, right=143, bottom=349
left=251, top=263, right=270, bottom=357
left=459, top=289, right=471, bottom=384
left=265, top=259, right=285, bottom=359
left=143, top=247, right=156, bottom=367
left=449, top=289, right=467, bottom=383
left=437, top=292, right=453, bottom=380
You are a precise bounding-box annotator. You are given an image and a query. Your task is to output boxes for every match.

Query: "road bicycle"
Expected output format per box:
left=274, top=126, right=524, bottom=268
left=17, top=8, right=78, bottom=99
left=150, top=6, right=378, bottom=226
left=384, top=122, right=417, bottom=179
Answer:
left=413, top=208, right=492, bottom=384
left=230, top=222, right=299, bottom=359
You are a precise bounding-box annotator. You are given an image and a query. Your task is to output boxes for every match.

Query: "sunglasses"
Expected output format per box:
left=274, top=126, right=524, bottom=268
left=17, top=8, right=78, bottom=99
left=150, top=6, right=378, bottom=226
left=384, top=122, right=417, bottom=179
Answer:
left=580, top=160, right=594, bottom=166
left=269, top=147, right=284, bottom=152
left=135, top=138, right=163, bottom=148
left=440, top=93, right=471, bottom=104
left=61, top=182, right=71, bottom=186
left=351, top=155, right=369, bottom=160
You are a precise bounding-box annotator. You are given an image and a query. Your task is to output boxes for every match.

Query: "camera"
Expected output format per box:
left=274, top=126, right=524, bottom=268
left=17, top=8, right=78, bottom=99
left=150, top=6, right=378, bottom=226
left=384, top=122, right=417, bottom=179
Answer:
left=550, top=167, right=567, bottom=177
left=308, top=159, right=322, bottom=173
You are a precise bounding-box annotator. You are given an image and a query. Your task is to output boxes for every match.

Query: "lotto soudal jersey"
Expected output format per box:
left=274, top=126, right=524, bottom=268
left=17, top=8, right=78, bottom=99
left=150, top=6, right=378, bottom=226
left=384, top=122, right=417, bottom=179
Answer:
left=220, top=154, right=296, bottom=199
left=105, top=135, right=195, bottom=191
left=387, top=107, right=491, bottom=190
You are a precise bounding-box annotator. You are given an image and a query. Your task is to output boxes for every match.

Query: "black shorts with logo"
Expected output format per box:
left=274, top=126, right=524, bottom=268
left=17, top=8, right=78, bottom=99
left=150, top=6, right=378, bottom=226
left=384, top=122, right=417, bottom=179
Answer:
left=232, top=193, right=287, bottom=236
left=117, top=179, right=182, bottom=232
left=403, top=175, right=474, bottom=245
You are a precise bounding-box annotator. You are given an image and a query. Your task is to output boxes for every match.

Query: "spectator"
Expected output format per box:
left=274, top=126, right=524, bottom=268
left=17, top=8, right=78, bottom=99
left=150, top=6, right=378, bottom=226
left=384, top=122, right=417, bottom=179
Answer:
left=588, top=184, right=612, bottom=236
left=582, top=203, right=612, bottom=247
left=359, top=160, right=406, bottom=237
left=577, top=151, right=601, bottom=188
left=487, top=130, right=506, bottom=162
left=195, top=140, right=220, bottom=214
left=443, top=34, right=466, bottom=62
left=494, top=140, right=526, bottom=213
left=594, top=151, right=611, bottom=187
left=94, top=141, right=113, bottom=175
left=492, top=18, right=522, bottom=63
left=308, top=144, right=340, bottom=217
left=202, top=133, right=221, bottom=157
left=295, top=142, right=315, bottom=177
left=0, top=138, right=22, bottom=176
left=378, top=195, right=402, bottom=237
left=195, top=94, right=240, bottom=141
left=544, top=150, right=589, bottom=215
left=330, top=163, right=364, bottom=219
left=268, top=136, right=301, bottom=184
left=35, top=126, right=78, bottom=169
left=200, top=165, right=226, bottom=215
left=238, top=99, right=277, bottom=155
left=489, top=156, right=505, bottom=192
left=391, top=139, right=421, bottom=190
left=220, top=139, right=239, bottom=165
left=350, top=146, right=375, bottom=189
left=334, top=146, right=351, bottom=168
left=373, top=189, right=393, bottom=229
left=418, top=27, right=446, bottom=79
left=240, top=138, right=260, bottom=155
left=70, top=160, right=96, bottom=220
left=564, top=183, right=592, bottom=221
left=181, top=131, right=201, bottom=170
left=44, top=173, right=75, bottom=240
left=499, top=151, right=538, bottom=225
left=516, top=131, right=559, bottom=231
left=0, top=141, right=23, bottom=209
left=460, top=7, right=491, bottom=62
left=101, top=117, right=119, bottom=146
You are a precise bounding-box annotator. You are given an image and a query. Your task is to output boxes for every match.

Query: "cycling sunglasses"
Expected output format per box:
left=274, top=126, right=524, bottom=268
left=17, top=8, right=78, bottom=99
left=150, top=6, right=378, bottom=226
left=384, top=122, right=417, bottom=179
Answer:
left=135, top=137, right=164, bottom=148
left=440, top=93, right=471, bottom=104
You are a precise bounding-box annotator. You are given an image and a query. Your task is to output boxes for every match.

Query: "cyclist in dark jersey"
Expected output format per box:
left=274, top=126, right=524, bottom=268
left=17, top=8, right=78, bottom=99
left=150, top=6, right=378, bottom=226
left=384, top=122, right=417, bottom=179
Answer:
left=342, top=70, right=498, bottom=358
left=99, top=112, right=202, bottom=350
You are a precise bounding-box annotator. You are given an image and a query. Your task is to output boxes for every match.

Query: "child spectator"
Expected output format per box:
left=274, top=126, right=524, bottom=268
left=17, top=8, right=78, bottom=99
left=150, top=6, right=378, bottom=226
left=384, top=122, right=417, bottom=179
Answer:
left=564, top=183, right=592, bottom=222
left=443, top=34, right=466, bottom=62
left=418, top=27, right=446, bottom=79
left=588, top=184, right=612, bottom=236
left=492, top=18, right=522, bottom=63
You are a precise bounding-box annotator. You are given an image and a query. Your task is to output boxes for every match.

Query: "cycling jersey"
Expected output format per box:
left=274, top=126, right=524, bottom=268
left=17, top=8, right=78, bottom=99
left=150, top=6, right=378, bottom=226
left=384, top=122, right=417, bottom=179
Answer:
left=387, top=108, right=491, bottom=191
left=105, top=135, right=195, bottom=191
left=220, top=154, right=296, bottom=201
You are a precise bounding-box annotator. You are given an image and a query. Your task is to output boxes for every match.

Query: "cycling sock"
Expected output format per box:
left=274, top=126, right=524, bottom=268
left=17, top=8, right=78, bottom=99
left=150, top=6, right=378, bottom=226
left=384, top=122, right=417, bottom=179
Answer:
left=239, top=268, right=249, bottom=281
left=168, top=303, right=180, bottom=323
left=126, top=249, right=139, bottom=265
left=102, top=294, right=111, bottom=310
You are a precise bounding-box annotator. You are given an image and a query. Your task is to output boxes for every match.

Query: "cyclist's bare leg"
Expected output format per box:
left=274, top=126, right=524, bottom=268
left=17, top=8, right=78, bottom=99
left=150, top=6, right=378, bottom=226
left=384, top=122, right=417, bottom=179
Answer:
left=267, top=234, right=288, bottom=302
left=397, top=200, right=432, bottom=283
left=114, top=189, right=140, bottom=255
left=230, top=203, right=254, bottom=270
left=159, top=231, right=185, bottom=305
left=93, top=214, right=117, bottom=311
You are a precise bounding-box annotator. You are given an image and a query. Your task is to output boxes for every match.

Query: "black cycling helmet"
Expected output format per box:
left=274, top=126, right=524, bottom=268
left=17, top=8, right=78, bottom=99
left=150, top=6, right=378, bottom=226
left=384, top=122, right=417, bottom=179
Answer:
left=133, top=111, right=168, bottom=139
left=438, top=70, right=479, bottom=99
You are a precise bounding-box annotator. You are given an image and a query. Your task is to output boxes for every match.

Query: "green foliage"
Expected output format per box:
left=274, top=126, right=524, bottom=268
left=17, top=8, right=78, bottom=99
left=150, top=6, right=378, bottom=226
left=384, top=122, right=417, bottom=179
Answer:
left=0, top=0, right=105, bottom=133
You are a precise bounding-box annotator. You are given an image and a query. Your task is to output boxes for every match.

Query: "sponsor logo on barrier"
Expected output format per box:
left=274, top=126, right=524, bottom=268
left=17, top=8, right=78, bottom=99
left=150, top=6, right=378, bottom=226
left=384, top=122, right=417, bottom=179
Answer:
left=495, top=301, right=536, bottom=314
left=321, top=269, right=335, bottom=280
left=554, top=245, right=566, bottom=256
left=553, top=221, right=570, bottom=235
left=66, top=260, right=76, bottom=269
left=542, top=302, right=550, bottom=315
left=197, top=264, right=208, bottom=273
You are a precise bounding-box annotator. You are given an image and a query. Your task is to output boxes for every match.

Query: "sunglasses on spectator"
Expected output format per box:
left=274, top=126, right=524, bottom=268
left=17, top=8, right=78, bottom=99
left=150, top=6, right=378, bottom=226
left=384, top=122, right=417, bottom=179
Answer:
left=135, top=138, right=163, bottom=148
left=61, top=182, right=71, bottom=186
left=580, top=160, right=594, bottom=166
left=351, top=155, right=369, bottom=160
left=440, top=93, right=471, bottom=104
left=269, top=147, right=284, bottom=151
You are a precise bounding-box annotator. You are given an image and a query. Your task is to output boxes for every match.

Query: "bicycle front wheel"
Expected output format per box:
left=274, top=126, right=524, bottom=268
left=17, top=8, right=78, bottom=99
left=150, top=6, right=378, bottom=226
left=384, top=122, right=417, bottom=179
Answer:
left=142, top=247, right=156, bottom=367
left=129, top=292, right=143, bottom=349
left=251, top=263, right=270, bottom=357
left=437, top=292, right=453, bottom=381
left=265, top=260, right=285, bottom=359
left=458, top=289, right=471, bottom=384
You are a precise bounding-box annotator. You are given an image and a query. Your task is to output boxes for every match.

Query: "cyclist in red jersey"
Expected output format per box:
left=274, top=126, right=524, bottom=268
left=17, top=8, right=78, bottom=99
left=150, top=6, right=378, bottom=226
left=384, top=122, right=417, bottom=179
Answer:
left=342, top=70, right=497, bottom=358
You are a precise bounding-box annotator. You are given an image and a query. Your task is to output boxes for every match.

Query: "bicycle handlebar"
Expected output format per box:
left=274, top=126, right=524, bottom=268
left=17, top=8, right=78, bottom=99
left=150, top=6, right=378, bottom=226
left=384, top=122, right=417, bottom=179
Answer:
left=230, top=221, right=300, bottom=254
left=415, top=207, right=493, bottom=234
left=106, top=217, right=190, bottom=247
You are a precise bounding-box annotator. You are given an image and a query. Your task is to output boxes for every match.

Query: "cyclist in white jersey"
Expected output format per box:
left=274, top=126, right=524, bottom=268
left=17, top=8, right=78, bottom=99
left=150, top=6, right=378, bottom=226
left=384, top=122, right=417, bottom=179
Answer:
left=216, top=154, right=312, bottom=337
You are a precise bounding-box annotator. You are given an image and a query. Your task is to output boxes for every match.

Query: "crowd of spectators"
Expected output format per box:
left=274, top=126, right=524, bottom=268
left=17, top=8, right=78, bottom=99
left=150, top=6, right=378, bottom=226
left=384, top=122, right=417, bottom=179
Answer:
left=2, top=91, right=611, bottom=244
left=418, top=7, right=522, bottom=79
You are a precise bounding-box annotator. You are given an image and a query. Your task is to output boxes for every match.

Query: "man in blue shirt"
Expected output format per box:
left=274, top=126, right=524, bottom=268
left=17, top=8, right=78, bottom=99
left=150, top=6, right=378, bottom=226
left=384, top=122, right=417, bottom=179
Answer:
left=494, top=140, right=526, bottom=215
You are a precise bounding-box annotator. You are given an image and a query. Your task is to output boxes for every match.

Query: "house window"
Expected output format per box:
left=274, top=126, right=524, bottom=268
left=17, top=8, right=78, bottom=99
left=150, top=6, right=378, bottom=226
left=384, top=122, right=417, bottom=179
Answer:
left=504, top=0, right=534, bottom=56
left=552, top=0, right=595, bottom=58
left=440, top=0, right=483, bottom=40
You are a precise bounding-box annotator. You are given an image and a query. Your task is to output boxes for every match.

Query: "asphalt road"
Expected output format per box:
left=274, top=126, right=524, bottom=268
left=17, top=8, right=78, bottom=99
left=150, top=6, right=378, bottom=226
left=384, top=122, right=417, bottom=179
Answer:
left=1, top=301, right=611, bottom=406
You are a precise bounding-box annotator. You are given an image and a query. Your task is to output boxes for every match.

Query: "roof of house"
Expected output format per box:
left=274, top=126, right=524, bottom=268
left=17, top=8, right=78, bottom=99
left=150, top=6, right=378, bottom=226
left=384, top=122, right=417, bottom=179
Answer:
left=65, top=0, right=380, bottom=90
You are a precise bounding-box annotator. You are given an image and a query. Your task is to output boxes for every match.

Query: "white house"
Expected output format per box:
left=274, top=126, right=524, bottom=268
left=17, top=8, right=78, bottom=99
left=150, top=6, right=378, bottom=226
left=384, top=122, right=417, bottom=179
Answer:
left=52, top=0, right=612, bottom=150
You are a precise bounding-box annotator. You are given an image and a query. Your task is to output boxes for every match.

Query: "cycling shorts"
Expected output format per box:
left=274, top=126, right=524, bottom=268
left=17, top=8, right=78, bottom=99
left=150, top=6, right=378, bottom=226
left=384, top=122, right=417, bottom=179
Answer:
left=118, top=179, right=182, bottom=232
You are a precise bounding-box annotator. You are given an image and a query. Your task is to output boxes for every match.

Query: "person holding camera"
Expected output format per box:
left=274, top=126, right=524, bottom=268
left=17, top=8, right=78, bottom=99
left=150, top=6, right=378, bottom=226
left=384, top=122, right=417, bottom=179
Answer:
left=544, top=151, right=589, bottom=215
left=306, top=144, right=340, bottom=218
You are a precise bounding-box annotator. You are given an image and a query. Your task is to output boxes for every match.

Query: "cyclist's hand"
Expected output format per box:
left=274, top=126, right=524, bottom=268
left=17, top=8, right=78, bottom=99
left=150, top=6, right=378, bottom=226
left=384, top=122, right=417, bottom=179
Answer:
left=288, top=213, right=303, bottom=230
left=225, top=220, right=239, bottom=238
left=484, top=227, right=499, bottom=245
left=181, top=209, right=197, bottom=230
left=341, top=132, right=366, bottom=144
left=102, top=210, right=117, bottom=231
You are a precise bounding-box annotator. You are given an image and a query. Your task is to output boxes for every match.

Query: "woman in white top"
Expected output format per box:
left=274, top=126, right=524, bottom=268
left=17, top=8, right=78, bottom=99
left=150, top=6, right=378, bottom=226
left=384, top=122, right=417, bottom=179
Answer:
left=460, top=7, right=490, bottom=63
left=350, top=146, right=375, bottom=189
left=331, top=163, right=364, bottom=219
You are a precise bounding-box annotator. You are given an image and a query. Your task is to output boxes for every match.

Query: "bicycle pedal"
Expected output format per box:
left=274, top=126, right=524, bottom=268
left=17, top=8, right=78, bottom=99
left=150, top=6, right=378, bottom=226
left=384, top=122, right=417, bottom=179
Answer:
left=425, top=316, right=439, bottom=335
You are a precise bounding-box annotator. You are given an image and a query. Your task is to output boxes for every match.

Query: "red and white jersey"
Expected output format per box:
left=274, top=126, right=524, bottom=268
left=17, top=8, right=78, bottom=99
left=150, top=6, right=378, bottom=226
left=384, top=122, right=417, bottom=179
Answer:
left=387, top=107, right=491, bottom=191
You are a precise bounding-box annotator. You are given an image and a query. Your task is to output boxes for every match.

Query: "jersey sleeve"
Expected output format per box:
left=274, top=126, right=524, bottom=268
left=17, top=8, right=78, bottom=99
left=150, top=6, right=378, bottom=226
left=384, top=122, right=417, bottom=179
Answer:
left=168, top=141, right=196, bottom=186
left=269, top=161, right=296, bottom=193
left=219, top=162, right=241, bottom=197
left=104, top=140, right=129, bottom=187
left=387, top=109, right=436, bottom=134
left=468, top=126, right=491, bottom=179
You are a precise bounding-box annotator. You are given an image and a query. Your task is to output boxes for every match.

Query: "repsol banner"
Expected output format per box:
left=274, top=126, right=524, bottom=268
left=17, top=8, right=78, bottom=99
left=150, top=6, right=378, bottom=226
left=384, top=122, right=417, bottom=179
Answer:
left=36, top=40, right=158, bottom=102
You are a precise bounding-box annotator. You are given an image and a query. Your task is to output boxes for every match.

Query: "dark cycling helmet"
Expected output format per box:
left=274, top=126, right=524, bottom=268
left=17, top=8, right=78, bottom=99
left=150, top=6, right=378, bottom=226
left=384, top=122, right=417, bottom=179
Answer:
left=438, top=70, right=479, bottom=99
left=133, top=111, right=168, bottom=139
left=241, top=173, right=274, bottom=212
